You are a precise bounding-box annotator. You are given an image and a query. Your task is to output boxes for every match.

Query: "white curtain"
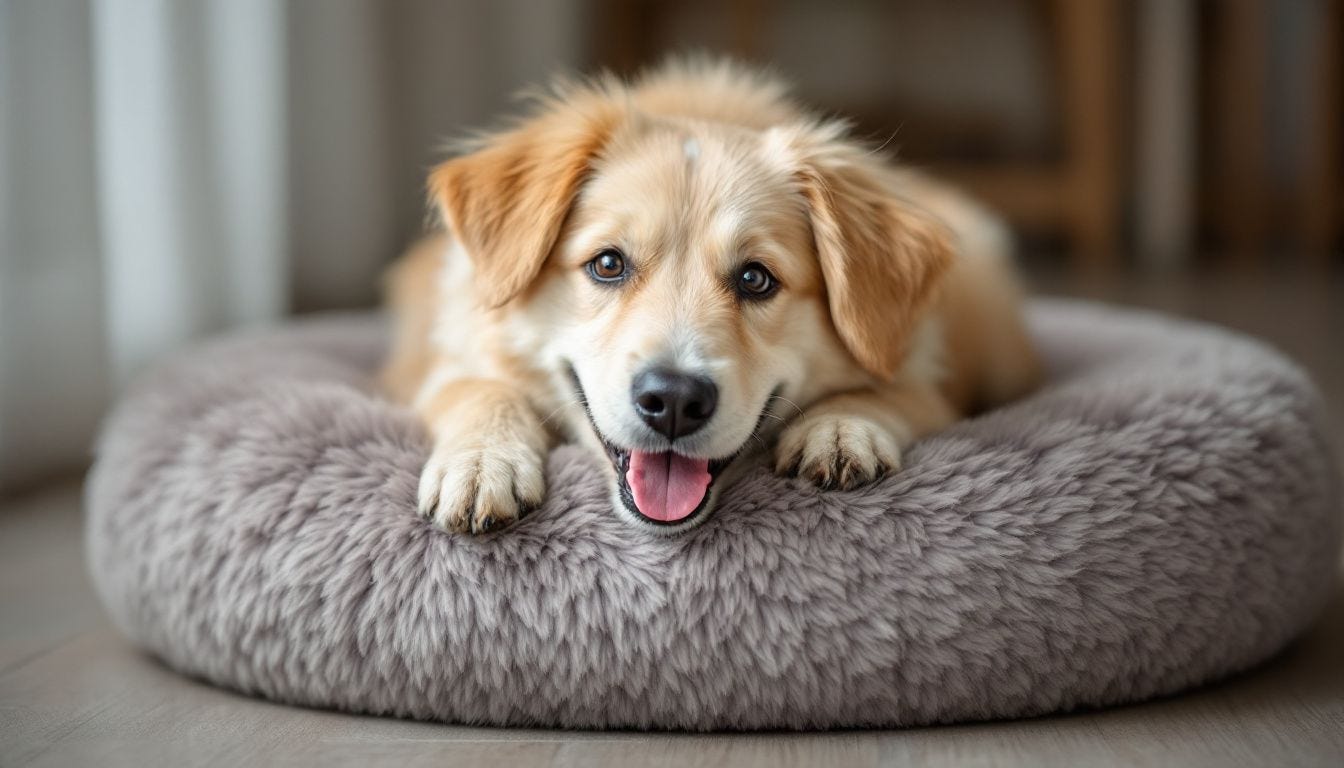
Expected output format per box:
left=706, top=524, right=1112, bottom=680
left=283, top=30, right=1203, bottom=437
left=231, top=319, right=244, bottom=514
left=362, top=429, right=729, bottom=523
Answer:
left=92, top=0, right=288, bottom=384
left=0, top=0, right=580, bottom=493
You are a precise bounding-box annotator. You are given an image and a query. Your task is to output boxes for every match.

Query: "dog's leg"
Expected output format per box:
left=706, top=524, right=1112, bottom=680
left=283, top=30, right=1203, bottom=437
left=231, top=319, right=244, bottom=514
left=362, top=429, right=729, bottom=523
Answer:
left=415, top=377, right=550, bottom=533
left=774, top=383, right=957, bottom=490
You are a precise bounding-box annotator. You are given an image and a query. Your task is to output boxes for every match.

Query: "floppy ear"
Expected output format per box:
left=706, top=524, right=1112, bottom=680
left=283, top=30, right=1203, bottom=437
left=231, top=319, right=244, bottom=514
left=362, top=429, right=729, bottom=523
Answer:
left=428, top=94, right=625, bottom=307
left=784, top=128, right=954, bottom=379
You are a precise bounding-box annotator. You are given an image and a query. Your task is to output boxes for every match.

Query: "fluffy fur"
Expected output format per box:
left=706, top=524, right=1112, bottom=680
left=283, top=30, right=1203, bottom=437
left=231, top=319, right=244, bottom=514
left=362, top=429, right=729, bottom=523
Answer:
left=383, top=59, right=1041, bottom=534
left=85, top=302, right=1342, bottom=729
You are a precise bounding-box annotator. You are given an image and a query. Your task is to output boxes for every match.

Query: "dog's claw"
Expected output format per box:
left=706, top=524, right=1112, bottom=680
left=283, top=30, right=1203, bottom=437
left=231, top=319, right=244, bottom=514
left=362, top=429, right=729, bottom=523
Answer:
left=774, top=413, right=903, bottom=491
left=416, top=441, right=545, bottom=534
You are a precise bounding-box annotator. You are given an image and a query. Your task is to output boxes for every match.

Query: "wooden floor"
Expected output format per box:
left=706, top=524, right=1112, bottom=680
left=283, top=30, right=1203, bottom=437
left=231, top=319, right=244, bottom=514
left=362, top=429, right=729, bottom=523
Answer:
left=2, top=268, right=1342, bottom=767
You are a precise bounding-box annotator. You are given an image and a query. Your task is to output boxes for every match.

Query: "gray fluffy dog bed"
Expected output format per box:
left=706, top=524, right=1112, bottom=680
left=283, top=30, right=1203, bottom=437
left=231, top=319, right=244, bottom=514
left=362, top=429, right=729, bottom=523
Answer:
left=85, top=300, right=1341, bottom=730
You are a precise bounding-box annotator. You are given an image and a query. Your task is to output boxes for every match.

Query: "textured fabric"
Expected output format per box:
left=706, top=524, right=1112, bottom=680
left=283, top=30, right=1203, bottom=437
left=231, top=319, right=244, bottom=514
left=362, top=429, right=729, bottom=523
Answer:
left=85, top=300, right=1342, bottom=730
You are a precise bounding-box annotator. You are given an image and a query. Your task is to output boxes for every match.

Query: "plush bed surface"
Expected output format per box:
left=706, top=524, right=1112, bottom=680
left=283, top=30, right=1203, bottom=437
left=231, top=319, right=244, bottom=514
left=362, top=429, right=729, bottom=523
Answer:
left=85, top=300, right=1341, bottom=730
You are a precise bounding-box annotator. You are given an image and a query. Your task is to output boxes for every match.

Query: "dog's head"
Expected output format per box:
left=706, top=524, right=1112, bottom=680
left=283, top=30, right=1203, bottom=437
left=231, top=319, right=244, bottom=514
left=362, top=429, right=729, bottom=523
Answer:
left=428, top=68, right=951, bottom=532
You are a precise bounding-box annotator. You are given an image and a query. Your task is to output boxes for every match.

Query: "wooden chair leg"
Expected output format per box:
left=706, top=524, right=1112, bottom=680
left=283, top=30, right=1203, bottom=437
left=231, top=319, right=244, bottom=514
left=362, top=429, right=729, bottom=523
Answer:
left=1211, top=0, right=1270, bottom=264
left=1301, top=0, right=1341, bottom=267
left=1055, top=0, right=1123, bottom=272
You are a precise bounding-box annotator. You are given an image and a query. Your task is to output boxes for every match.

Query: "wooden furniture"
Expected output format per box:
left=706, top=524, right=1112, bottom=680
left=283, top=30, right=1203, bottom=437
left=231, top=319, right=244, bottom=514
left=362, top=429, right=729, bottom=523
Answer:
left=591, top=0, right=1341, bottom=268
left=940, top=0, right=1122, bottom=270
left=1137, top=0, right=1340, bottom=267
left=593, top=0, right=1125, bottom=270
left=1208, top=0, right=1270, bottom=264
left=1302, top=0, right=1341, bottom=266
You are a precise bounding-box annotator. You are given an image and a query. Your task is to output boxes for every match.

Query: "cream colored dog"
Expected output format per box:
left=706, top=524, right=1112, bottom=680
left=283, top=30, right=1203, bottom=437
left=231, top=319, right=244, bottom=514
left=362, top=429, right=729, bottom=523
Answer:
left=382, top=59, right=1041, bottom=534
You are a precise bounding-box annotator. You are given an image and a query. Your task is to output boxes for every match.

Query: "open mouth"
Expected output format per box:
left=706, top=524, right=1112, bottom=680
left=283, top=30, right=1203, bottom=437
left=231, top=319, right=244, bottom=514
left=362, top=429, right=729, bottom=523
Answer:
left=603, top=443, right=734, bottom=526
left=564, top=363, right=771, bottom=528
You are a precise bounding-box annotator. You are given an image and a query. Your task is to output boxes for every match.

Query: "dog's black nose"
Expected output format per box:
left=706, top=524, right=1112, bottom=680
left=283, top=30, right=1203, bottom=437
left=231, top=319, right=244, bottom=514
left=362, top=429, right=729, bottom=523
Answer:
left=631, top=367, right=718, bottom=440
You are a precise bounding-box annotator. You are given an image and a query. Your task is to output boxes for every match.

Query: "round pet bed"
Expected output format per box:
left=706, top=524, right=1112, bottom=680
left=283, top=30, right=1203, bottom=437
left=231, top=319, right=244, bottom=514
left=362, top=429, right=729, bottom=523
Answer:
left=85, top=300, right=1341, bottom=730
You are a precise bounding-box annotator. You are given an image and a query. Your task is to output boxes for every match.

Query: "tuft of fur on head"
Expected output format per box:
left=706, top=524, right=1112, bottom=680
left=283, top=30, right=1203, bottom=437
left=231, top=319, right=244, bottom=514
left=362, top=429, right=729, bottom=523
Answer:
left=630, top=53, right=803, bottom=129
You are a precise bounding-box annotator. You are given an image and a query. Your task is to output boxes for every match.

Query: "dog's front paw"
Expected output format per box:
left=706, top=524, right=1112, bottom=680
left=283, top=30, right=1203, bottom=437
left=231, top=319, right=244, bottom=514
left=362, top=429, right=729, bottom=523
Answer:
left=417, top=440, right=545, bottom=534
left=774, top=413, right=903, bottom=490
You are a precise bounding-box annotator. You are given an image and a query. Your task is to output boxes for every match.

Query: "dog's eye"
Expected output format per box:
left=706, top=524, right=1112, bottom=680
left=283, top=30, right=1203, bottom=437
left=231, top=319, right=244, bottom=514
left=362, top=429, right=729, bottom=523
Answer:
left=735, top=262, right=777, bottom=299
left=587, top=249, right=627, bottom=283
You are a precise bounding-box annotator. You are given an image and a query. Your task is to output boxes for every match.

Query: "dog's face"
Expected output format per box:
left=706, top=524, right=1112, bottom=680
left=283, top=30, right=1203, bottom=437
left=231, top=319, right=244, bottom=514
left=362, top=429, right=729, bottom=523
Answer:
left=430, top=87, right=951, bottom=532
left=550, top=126, right=859, bottom=529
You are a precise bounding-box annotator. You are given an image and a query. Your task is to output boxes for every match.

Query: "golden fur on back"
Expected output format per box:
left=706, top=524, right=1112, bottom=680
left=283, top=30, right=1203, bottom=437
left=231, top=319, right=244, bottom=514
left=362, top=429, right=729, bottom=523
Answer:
left=383, top=58, right=1041, bottom=534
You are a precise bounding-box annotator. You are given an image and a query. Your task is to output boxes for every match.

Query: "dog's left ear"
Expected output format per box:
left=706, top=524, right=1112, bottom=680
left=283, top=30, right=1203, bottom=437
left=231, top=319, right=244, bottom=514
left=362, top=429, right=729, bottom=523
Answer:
left=772, top=124, right=954, bottom=379
left=429, top=91, right=625, bottom=307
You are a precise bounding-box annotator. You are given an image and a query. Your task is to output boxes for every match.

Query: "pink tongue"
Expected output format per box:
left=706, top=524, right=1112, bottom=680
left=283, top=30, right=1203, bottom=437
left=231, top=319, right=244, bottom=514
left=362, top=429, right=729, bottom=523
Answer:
left=626, top=451, right=712, bottom=522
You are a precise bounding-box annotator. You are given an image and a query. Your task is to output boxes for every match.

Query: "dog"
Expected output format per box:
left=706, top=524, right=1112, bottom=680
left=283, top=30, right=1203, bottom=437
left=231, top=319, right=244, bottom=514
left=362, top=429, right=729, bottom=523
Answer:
left=382, top=58, right=1041, bottom=534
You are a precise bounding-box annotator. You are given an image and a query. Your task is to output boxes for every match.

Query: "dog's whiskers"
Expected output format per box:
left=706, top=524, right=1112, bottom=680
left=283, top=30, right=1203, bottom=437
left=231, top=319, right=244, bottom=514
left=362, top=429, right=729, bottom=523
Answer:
left=539, top=398, right=584, bottom=428
left=867, top=125, right=902, bottom=155
left=748, top=431, right=768, bottom=452
left=767, top=394, right=805, bottom=419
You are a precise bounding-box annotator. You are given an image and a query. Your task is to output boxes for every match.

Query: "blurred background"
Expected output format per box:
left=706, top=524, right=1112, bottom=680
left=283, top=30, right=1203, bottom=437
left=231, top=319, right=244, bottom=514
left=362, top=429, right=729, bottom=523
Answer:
left=1, top=0, right=1341, bottom=496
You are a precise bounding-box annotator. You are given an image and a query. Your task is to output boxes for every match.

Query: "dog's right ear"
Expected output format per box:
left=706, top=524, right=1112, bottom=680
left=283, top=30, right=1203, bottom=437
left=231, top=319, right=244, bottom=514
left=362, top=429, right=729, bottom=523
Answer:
left=429, top=88, right=626, bottom=308
left=767, top=122, right=954, bottom=380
